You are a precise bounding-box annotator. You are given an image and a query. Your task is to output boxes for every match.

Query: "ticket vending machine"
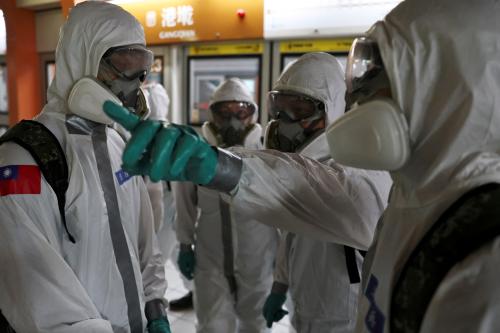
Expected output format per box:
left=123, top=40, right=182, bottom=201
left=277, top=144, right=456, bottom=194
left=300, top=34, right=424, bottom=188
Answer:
left=185, top=41, right=269, bottom=126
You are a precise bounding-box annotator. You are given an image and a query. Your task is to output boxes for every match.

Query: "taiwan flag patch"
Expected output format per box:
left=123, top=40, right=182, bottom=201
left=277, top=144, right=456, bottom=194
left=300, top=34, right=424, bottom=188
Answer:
left=0, top=165, right=42, bottom=196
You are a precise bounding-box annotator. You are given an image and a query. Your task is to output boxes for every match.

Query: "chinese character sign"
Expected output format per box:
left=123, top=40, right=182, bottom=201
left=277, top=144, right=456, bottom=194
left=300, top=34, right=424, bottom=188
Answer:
left=177, top=5, right=194, bottom=26
left=117, top=0, right=263, bottom=44
left=160, top=5, right=194, bottom=28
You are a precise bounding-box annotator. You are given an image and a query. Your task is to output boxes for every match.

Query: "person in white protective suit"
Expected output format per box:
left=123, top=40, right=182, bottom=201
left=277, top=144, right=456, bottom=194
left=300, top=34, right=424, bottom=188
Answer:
left=141, top=80, right=174, bottom=248
left=0, top=2, right=171, bottom=332
left=321, top=0, right=500, bottom=332
left=142, top=81, right=170, bottom=234
left=260, top=53, right=389, bottom=333
left=172, top=78, right=280, bottom=333
left=142, top=80, right=195, bottom=311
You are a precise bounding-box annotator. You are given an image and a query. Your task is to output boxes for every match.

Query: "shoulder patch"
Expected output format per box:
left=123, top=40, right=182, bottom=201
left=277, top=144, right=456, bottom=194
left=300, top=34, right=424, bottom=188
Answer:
left=115, top=169, right=133, bottom=186
left=0, top=165, right=41, bottom=196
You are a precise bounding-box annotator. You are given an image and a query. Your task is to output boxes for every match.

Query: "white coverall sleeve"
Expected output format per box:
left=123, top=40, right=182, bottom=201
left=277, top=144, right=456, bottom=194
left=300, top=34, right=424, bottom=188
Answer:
left=231, top=149, right=382, bottom=250
left=273, top=231, right=291, bottom=286
left=144, top=176, right=165, bottom=233
left=137, top=178, right=168, bottom=302
left=0, top=148, right=112, bottom=332
left=172, top=182, right=198, bottom=245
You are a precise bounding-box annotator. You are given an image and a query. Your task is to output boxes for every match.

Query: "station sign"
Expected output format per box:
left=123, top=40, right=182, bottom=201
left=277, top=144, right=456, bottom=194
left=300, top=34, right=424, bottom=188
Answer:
left=188, top=42, right=264, bottom=56
left=113, top=0, right=264, bottom=45
left=280, top=39, right=353, bottom=53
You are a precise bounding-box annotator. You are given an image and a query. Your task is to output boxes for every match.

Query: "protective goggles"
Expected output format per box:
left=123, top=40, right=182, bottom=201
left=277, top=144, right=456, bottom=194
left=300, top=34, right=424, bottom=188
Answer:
left=102, top=45, right=154, bottom=82
left=345, top=37, right=391, bottom=108
left=346, top=37, right=385, bottom=92
left=268, top=91, right=325, bottom=122
left=210, top=101, right=256, bottom=120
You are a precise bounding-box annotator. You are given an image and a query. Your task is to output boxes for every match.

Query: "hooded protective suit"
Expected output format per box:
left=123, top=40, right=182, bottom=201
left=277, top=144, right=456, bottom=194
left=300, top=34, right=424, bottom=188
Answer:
left=142, top=82, right=193, bottom=299
left=268, top=53, right=390, bottom=332
left=143, top=83, right=169, bottom=122
left=141, top=82, right=175, bottom=253
left=351, top=0, right=500, bottom=332
left=173, top=79, right=279, bottom=333
left=0, top=2, right=166, bottom=332
left=202, top=78, right=261, bottom=149
left=209, top=78, right=258, bottom=119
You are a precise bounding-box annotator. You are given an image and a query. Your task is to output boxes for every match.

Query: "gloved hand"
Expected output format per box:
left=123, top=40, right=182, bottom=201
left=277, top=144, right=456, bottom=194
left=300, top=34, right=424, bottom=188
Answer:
left=147, top=316, right=171, bottom=333
left=177, top=245, right=196, bottom=280
left=103, top=101, right=218, bottom=184
left=262, top=291, right=288, bottom=328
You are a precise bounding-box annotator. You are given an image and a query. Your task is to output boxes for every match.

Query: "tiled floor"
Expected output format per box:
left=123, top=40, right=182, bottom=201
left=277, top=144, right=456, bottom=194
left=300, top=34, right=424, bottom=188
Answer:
left=164, top=260, right=295, bottom=333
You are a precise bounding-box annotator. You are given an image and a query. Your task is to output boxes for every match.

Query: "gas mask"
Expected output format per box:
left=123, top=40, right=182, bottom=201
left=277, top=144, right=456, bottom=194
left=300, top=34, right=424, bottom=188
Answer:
left=205, top=101, right=257, bottom=148
left=203, top=121, right=258, bottom=148
left=106, top=75, right=142, bottom=109
left=98, top=44, right=153, bottom=118
left=68, top=77, right=122, bottom=125
left=325, top=37, right=411, bottom=171
left=265, top=91, right=326, bottom=153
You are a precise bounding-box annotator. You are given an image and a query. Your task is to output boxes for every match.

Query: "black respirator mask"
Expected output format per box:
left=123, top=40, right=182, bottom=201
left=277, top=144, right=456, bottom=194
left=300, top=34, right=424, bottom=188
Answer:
left=265, top=91, right=325, bottom=153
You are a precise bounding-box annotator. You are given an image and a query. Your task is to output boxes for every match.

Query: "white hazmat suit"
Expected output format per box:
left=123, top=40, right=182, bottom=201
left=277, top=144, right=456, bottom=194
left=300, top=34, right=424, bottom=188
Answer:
left=269, top=53, right=391, bottom=332
left=142, top=81, right=194, bottom=305
left=350, top=0, right=500, bottom=332
left=0, top=2, right=166, bottom=332
left=174, top=79, right=279, bottom=333
left=142, top=82, right=176, bottom=254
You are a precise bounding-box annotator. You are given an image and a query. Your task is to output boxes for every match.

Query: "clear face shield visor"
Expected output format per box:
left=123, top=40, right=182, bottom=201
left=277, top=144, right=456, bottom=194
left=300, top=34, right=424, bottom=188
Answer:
left=345, top=37, right=391, bottom=110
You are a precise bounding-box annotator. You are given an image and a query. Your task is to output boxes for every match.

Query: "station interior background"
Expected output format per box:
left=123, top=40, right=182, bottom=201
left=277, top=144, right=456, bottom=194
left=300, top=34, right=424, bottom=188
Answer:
left=0, top=1, right=403, bottom=331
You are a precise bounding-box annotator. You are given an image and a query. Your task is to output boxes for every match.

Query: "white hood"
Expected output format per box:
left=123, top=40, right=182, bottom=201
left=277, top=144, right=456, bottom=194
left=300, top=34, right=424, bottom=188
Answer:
left=370, top=0, right=500, bottom=205
left=44, top=1, right=145, bottom=117
left=272, top=52, right=346, bottom=126
left=208, top=78, right=259, bottom=122
left=143, top=82, right=169, bottom=121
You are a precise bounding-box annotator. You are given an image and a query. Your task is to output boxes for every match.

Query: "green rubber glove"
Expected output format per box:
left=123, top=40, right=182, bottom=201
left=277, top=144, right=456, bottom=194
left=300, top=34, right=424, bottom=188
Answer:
left=177, top=247, right=196, bottom=280
left=103, top=101, right=218, bottom=184
left=147, top=316, right=171, bottom=333
left=262, top=292, right=288, bottom=328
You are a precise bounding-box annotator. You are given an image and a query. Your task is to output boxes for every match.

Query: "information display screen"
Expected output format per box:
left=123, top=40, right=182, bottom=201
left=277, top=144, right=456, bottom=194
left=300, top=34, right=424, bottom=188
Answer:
left=265, top=0, right=402, bottom=38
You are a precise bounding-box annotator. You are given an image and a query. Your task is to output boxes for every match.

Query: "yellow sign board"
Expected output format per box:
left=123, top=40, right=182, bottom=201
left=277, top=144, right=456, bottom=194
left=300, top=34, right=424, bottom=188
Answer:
left=280, top=39, right=354, bottom=53
left=189, top=42, right=264, bottom=56
left=116, top=0, right=264, bottom=45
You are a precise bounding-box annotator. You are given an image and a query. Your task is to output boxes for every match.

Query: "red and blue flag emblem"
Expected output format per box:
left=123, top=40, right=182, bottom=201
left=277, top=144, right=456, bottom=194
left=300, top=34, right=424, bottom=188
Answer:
left=0, top=165, right=41, bottom=196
